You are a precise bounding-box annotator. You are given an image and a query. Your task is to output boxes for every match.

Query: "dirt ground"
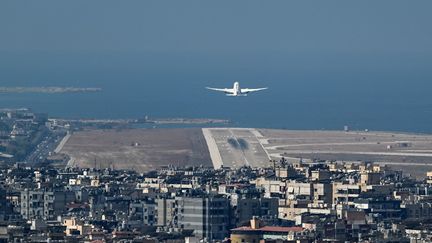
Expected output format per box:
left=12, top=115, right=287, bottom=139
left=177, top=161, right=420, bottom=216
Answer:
left=61, top=128, right=212, bottom=172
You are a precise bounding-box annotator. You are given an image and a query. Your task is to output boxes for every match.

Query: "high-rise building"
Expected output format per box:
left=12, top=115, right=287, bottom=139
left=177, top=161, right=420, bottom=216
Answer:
left=176, top=195, right=230, bottom=241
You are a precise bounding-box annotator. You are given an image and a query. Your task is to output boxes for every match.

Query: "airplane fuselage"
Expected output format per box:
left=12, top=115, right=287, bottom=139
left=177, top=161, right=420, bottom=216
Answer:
left=226, top=82, right=249, bottom=96
left=228, top=82, right=242, bottom=96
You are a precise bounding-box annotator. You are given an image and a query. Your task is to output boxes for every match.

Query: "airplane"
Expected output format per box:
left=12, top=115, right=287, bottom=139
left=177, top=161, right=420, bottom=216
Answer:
left=206, top=81, right=267, bottom=96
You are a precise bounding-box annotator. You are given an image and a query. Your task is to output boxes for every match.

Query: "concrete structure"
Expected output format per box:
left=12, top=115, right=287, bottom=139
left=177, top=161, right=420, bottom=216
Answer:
left=129, top=200, right=157, bottom=226
left=21, top=189, right=75, bottom=220
left=231, top=217, right=310, bottom=243
left=360, top=172, right=382, bottom=186
left=231, top=197, right=278, bottom=227
left=157, top=198, right=176, bottom=227
left=176, top=195, right=230, bottom=240
left=427, top=171, right=432, bottom=184
left=332, top=183, right=361, bottom=207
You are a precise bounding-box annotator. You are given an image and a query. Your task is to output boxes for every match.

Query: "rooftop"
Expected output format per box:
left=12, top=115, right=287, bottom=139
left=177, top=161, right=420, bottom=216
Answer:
left=231, top=226, right=304, bottom=233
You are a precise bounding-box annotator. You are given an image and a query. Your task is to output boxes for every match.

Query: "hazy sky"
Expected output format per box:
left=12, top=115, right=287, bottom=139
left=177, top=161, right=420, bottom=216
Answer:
left=1, top=0, right=432, bottom=54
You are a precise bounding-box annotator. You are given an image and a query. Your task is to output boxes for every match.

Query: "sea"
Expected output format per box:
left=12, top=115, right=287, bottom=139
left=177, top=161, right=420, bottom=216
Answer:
left=1, top=51, right=432, bottom=133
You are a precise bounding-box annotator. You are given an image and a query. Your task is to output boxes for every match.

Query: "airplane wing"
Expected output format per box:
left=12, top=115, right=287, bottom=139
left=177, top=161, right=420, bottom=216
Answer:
left=241, top=87, right=268, bottom=93
left=206, top=87, right=234, bottom=94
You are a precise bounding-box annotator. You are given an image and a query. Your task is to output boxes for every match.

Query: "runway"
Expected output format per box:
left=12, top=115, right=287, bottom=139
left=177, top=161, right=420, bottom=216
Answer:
left=202, top=128, right=271, bottom=169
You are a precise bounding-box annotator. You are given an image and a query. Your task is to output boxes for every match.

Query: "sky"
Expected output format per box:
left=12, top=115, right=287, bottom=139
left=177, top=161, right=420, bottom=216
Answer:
left=1, top=0, right=432, bottom=55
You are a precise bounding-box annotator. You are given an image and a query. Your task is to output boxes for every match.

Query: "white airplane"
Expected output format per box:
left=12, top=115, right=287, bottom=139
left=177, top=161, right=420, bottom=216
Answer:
left=206, top=81, right=267, bottom=96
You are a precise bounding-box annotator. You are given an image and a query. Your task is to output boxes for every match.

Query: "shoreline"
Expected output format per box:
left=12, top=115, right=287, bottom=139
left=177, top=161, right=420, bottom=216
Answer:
left=0, top=87, right=102, bottom=94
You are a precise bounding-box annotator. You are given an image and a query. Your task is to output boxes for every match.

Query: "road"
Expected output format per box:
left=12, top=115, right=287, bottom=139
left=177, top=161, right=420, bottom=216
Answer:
left=26, top=130, right=66, bottom=165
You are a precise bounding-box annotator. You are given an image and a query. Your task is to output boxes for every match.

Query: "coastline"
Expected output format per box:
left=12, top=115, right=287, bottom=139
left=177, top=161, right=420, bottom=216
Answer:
left=0, top=87, right=102, bottom=93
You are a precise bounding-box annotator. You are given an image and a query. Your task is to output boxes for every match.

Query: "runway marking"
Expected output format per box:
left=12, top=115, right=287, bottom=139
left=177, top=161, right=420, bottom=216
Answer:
left=265, top=141, right=403, bottom=150
left=251, top=129, right=271, bottom=160
left=228, top=128, right=250, bottom=166
left=279, top=150, right=432, bottom=157
left=202, top=128, right=224, bottom=169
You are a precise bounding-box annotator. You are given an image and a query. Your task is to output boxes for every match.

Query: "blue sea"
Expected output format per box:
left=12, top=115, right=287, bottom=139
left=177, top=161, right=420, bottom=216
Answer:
left=1, top=51, right=432, bottom=133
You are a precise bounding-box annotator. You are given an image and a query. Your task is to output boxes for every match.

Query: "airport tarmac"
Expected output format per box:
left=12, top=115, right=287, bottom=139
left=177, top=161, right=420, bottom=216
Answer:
left=203, top=128, right=432, bottom=177
left=202, top=128, right=271, bottom=169
left=61, top=127, right=432, bottom=178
